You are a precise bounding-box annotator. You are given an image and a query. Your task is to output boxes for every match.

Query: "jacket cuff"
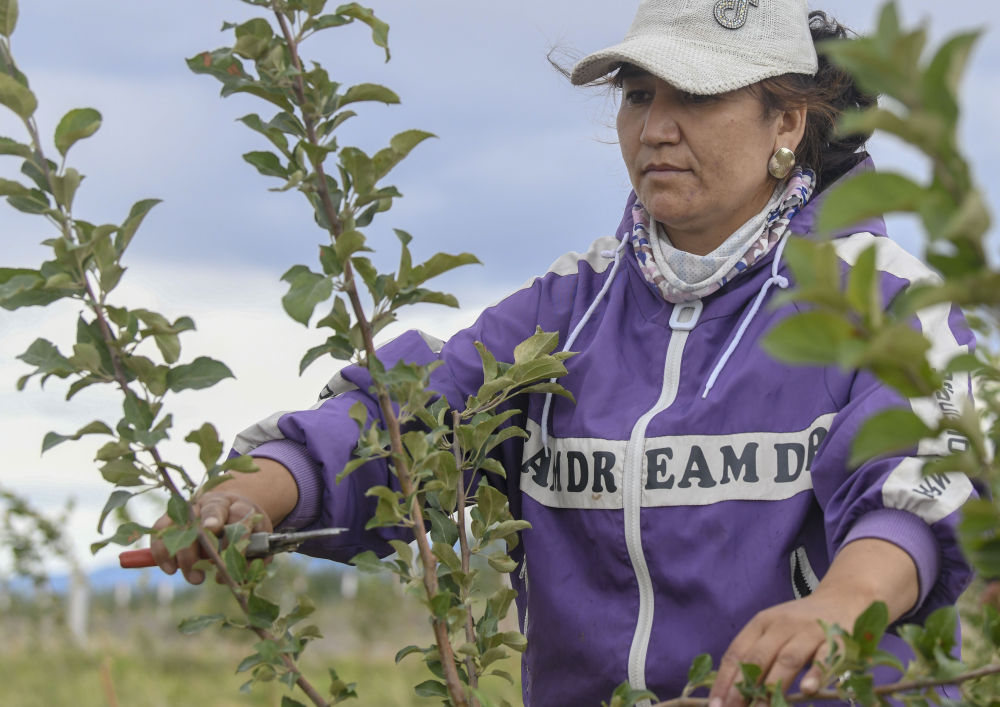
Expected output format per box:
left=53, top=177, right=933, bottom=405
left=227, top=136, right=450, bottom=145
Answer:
left=250, top=439, right=323, bottom=530
left=841, top=508, right=940, bottom=615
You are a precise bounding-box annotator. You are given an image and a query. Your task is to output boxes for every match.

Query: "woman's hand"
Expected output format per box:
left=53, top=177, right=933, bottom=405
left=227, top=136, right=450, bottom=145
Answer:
left=708, top=538, right=920, bottom=707
left=149, top=490, right=273, bottom=584
left=148, top=457, right=299, bottom=584
left=707, top=589, right=864, bottom=707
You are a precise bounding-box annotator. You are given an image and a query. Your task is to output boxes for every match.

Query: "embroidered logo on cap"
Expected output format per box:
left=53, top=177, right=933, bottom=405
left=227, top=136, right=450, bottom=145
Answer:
left=714, top=0, right=759, bottom=29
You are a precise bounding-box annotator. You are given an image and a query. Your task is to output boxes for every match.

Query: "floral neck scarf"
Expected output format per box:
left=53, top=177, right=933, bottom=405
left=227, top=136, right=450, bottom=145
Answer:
left=630, top=168, right=815, bottom=303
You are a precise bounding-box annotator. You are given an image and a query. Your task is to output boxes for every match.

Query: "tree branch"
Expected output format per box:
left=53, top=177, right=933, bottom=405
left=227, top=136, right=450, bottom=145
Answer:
left=652, top=663, right=1000, bottom=707
left=453, top=411, right=480, bottom=703
left=272, top=6, right=467, bottom=705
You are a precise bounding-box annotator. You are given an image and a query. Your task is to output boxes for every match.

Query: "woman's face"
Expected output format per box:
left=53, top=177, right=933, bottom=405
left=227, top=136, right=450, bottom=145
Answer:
left=616, top=70, right=802, bottom=255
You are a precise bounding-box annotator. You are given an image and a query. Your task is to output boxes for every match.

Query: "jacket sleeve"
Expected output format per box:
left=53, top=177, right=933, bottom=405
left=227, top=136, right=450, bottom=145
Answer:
left=227, top=261, right=594, bottom=562
left=810, top=298, right=975, bottom=625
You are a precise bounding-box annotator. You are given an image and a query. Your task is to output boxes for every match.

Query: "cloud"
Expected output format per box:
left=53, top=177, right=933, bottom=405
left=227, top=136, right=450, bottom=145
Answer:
left=1, top=255, right=503, bottom=572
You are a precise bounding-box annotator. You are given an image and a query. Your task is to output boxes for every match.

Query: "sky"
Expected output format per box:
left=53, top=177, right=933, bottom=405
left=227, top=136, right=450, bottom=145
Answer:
left=2, top=0, right=999, bottom=576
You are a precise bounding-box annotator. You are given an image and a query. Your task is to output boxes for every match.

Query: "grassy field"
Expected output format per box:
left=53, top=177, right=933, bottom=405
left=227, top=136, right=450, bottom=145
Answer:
left=0, top=566, right=522, bottom=707
left=0, top=640, right=522, bottom=707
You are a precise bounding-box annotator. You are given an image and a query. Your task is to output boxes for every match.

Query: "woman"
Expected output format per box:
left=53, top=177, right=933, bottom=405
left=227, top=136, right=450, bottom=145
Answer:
left=152, top=1, right=974, bottom=704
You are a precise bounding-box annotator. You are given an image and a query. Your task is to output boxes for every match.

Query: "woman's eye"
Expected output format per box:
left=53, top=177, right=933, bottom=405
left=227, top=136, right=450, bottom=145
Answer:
left=624, top=89, right=651, bottom=105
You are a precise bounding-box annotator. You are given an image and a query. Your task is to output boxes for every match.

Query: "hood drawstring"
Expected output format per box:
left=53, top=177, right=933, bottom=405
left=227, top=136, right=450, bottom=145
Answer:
left=539, top=237, right=628, bottom=450
left=701, top=232, right=792, bottom=399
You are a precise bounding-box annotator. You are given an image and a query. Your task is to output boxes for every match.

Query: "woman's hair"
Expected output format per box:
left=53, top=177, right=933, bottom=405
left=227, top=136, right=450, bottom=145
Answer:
left=747, top=11, right=878, bottom=189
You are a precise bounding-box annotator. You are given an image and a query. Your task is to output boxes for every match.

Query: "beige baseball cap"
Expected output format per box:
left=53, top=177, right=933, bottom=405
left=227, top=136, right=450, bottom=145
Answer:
left=571, top=0, right=819, bottom=94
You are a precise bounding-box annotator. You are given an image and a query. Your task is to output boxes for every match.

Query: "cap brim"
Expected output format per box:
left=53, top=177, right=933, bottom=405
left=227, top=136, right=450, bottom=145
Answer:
left=570, top=36, right=817, bottom=95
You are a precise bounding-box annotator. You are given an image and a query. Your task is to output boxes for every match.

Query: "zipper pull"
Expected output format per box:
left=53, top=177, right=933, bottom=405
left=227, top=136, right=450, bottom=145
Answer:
left=669, top=300, right=703, bottom=331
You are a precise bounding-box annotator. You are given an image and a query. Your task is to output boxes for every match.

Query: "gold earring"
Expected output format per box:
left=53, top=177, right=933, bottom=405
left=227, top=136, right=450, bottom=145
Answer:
left=768, top=147, right=796, bottom=179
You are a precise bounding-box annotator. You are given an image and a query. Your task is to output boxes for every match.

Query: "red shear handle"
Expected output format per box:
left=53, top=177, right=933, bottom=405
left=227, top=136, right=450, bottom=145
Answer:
left=119, top=548, right=155, bottom=569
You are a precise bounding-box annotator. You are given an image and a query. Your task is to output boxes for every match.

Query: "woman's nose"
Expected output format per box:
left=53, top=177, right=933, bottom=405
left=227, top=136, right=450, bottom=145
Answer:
left=640, top=97, right=681, bottom=146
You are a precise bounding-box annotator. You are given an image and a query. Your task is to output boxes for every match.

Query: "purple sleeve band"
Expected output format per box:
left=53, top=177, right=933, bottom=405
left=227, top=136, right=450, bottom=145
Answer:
left=840, top=508, right=940, bottom=616
left=250, top=439, right=324, bottom=531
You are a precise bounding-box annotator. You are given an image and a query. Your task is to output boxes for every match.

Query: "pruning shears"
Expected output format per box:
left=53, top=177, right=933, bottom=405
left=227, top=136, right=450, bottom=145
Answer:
left=118, top=527, right=347, bottom=569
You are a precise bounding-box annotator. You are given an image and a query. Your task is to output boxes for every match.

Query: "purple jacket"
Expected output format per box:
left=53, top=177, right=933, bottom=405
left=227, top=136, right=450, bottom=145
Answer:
left=235, top=159, right=974, bottom=705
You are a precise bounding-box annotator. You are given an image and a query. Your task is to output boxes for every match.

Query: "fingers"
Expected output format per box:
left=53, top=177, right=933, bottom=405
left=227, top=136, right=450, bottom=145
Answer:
left=150, top=514, right=177, bottom=575
left=148, top=491, right=272, bottom=585
left=762, top=636, right=822, bottom=699
left=196, top=494, right=231, bottom=534
left=709, top=606, right=829, bottom=707
left=800, top=641, right=830, bottom=695
left=709, top=617, right=767, bottom=707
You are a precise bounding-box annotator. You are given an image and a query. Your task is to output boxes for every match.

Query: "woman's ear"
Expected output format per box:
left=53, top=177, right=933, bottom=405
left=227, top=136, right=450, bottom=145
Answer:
left=776, top=106, right=808, bottom=152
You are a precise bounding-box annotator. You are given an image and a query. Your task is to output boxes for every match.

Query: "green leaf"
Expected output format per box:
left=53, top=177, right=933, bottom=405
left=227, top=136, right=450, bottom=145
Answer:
left=243, top=150, right=287, bottom=178
left=513, top=328, right=560, bottom=365
left=154, top=333, right=181, bottom=365
left=0, top=0, right=18, bottom=37
left=0, top=267, right=62, bottom=309
left=761, top=311, right=855, bottom=366
left=475, top=483, right=507, bottom=527
left=425, top=507, right=459, bottom=546
left=236, top=651, right=264, bottom=674
left=16, top=338, right=73, bottom=386
left=488, top=553, right=518, bottom=573
left=178, top=613, right=225, bottom=635
left=0, top=176, right=29, bottom=197
left=686, top=653, right=714, bottom=687
left=234, top=17, right=273, bottom=59
left=166, top=356, right=234, bottom=392
left=247, top=593, right=280, bottom=628
left=309, top=14, right=351, bottom=31
left=849, top=408, right=932, bottom=467
left=334, top=229, right=368, bottom=263
left=115, top=198, right=161, bottom=255
left=221, top=454, right=258, bottom=474
left=408, top=252, right=480, bottom=288
left=500, top=630, right=527, bottom=652
left=432, top=542, right=461, bottom=572
left=90, top=521, right=150, bottom=553
left=350, top=550, right=384, bottom=574
left=54, top=108, right=102, bottom=156
left=413, top=680, right=448, bottom=698
left=341, top=82, right=398, bottom=108
left=817, top=172, right=926, bottom=235
left=340, top=146, right=375, bottom=196
left=0, top=135, right=30, bottom=158
left=161, top=525, right=200, bottom=556
left=394, top=644, right=422, bottom=664
left=97, top=490, right=133, bottom=534
left=922, top=31, right=981, bottom=124
left=51, top=167, right=84, bottom=211
left=852, top=601, right=889, bottom=657
left=335, top=3, right=390, bottom=60
left=42, top=420, right=113, bottom=453
left=0, top=72, right=36, bottom=119
left=845, top=245, right=880, bottom=322
left=185, top=423, right=224, bottom=470
left=281, top=265, right=333, bottom=325
left=373, top=129, right=435, bottom=179
left=100, top=459, right=146, bottom=487
left=7, top=188, right=50, bottom=214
